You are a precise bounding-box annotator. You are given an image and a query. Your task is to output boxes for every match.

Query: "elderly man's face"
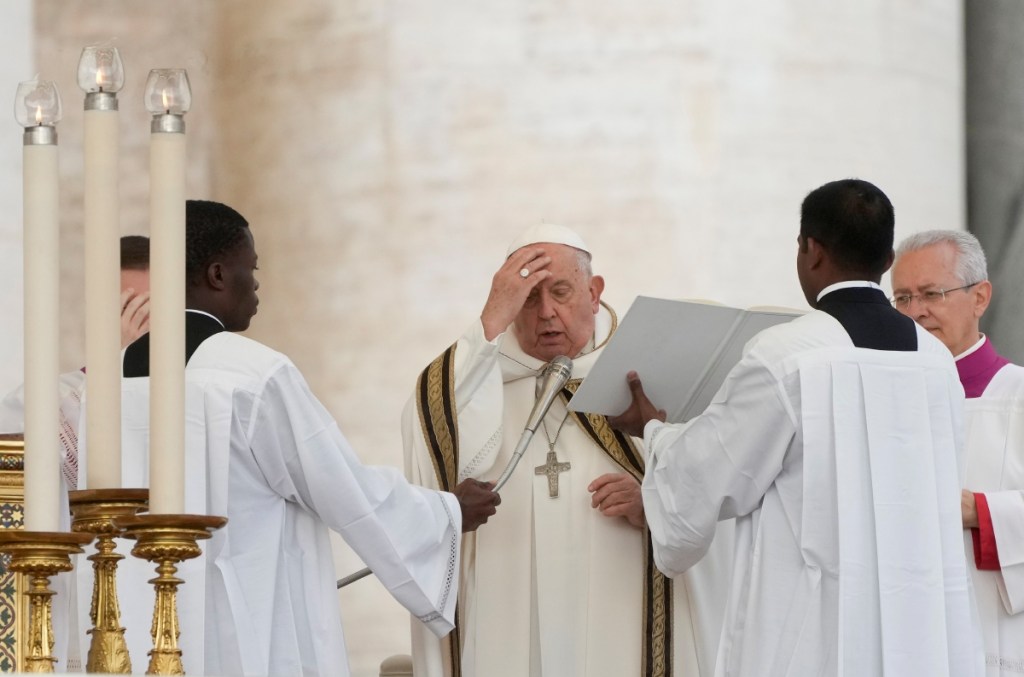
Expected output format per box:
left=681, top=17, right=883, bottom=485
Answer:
left=890, top=241, right=988, bottom=356
left=513, top=244, right=604, bottom=362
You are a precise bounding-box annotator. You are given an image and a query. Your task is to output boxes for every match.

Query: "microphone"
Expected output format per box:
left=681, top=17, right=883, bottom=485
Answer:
left=338, top=355, right=573, bottom=589
left=492, top=355, right=573, bottom=493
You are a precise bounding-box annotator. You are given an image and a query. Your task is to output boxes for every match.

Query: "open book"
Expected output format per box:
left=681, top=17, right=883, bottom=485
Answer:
left=567, top=296, right=803, bottom=422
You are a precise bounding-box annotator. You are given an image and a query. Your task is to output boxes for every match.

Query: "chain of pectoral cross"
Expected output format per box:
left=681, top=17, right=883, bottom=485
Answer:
left=534, top=407, right=572, bottom=498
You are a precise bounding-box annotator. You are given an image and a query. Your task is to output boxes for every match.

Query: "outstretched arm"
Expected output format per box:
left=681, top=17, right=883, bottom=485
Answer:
left=251, top=361, right=467, bottom=638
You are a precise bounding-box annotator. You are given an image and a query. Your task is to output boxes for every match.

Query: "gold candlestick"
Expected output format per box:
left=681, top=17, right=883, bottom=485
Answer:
left=0, top=531, right=92, bottom=673
left=116, top=514, right=226, bottom=676
left=69, top=488, right=149, bottom=674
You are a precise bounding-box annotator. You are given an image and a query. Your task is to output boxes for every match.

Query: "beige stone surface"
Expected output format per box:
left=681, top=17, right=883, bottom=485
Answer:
left=0, top=0, right=32, bottom=395
left=0, top=1, right=964, bottom=675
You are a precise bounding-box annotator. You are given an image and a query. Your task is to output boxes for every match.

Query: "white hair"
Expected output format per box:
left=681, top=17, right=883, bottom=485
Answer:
left=575, top=248, right=593, bottom=278
left=895, top=230, right=988, bottom=285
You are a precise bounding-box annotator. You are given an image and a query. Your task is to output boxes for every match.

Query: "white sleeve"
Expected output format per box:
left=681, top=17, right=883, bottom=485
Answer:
left=985, top=489, right=1024, bottom=614
left=641, top=351, right=796, bottom=577
left=250, top=361, right=462, bottom=637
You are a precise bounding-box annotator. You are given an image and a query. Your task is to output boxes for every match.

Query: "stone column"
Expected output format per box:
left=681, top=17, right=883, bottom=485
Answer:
left=0, top=0, right=34, bottom=396
left=965, top=0, right=1024, bottom=361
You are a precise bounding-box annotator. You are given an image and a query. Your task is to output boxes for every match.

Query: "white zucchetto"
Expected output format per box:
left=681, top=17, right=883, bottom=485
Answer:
left=505, top=223, right=591, bottom=258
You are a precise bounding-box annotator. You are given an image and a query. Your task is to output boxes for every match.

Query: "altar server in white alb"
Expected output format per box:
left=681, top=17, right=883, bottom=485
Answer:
left=85, top=200, right=500, bottom=677
left=892, top=230, right=1024, bottom=676
left=611, top=179, right=983, bottom=677
left=403, top=223, right=732, bottom=677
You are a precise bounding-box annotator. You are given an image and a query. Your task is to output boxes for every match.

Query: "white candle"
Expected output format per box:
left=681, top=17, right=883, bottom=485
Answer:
left=77, top=46, right=125, bottom=491
left=83, top=96, right=121, bottom=490
left=16, top=79, right=62, bottom=532
left=148, top=126, right=186, bottom=514
left=23, top=137, right=60, bottom=531
left=145, top=68, right=191, bottom=515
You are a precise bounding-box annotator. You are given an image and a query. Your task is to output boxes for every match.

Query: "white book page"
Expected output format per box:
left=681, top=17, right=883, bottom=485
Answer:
left=568, top=296, right=802, bottom=421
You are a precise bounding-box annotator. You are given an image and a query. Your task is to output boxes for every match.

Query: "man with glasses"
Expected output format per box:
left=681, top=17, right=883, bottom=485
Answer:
left=892, top=230, right=1024, bottom=675
left=610, top=179, right=981, bottom=676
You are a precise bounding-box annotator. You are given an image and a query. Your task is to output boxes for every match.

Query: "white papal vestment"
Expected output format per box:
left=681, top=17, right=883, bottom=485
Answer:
left=404, top=305, right=732, bottom=677
left=642, top=310, right=982, bottom=677
left=77, top=326, right=462, bottom=676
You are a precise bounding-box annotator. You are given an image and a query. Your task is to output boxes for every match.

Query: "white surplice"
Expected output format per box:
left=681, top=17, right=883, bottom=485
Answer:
left=0, top=369, right=84, bottom=490
left=642, top=310, right=982, bottom=677
left=77, top=329, right=461, bottom=676
left=403, top=306, right=733, bottom=677
left=963, top=362, right=1024, bottom=675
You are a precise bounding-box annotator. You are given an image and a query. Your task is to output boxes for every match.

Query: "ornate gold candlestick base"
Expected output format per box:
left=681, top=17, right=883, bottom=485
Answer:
left=116, top=514, right=226, bottom=676
left=69, top=488, right=149, bottom=674
left=0, top=531, right=92, bottom=673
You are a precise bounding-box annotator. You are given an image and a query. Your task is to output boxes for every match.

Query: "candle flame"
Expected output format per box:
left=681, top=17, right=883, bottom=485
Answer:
left=161, top=89, right=170, bottom=112
left=34, top=106, right=42, bottom=125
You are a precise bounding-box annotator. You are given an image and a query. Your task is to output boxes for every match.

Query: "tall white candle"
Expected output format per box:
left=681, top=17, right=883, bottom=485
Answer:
left=79, top=46, right=125, bottom=490
left=16, top=80, right=63, bottom=532
left=148, top=131, right=186, bottom=514
left=145, top=69, right=191, bottom=515
left=83, top=96, right=121, bottom=489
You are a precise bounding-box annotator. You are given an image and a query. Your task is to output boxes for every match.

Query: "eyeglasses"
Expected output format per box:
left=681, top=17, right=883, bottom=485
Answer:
left=890, top=282, right=979, bottom=309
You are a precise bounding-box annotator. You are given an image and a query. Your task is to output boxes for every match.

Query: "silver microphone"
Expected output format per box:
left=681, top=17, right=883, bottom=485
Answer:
left=492, top=355, right=573, bottom=492
left=338, top=355, right=573, bottom=589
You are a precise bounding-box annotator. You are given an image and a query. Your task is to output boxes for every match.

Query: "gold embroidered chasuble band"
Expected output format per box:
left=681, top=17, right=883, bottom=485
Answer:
left=415, top=346, right=674, bottom=677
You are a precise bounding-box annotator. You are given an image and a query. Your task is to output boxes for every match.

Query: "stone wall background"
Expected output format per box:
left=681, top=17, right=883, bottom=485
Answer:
left=0, top=1, right=965, bottom=675
left=0, top=0, right=33, bottom=398
left=965, top=1, right=1024, bottom=363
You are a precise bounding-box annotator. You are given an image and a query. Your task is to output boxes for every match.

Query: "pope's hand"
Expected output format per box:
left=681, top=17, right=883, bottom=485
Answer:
left=480, top=247, right=552, bottom=341
left=607, top=371, right=666, bottom=439
left=454, top=478, right=501, bottom=532
left=589, top=472, right=644, bottom=529
left=120, top=288, right=151, bottom=348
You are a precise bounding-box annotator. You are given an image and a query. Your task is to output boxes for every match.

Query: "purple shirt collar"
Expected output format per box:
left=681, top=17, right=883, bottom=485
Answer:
left=956, top=335, right=1010, bottom=398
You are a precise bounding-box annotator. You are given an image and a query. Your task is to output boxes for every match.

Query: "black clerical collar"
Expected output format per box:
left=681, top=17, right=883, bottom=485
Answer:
left=816, top=284, right=917, bottom=351
left=817, top=285, right=890, bottom=306
left=816, top=280, right=883, bottom=303
left=186, top=308, right=225, bottom=328
left=123, top=311, right=226, bottom=377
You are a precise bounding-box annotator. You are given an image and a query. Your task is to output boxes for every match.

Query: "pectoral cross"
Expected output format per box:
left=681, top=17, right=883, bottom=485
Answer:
left=534, top=448, right=571, bottom=498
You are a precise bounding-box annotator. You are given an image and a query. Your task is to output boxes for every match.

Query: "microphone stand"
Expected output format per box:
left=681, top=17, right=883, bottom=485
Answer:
left=491, top=355, right=572, bottom=492
left=337, top=356, right=574, bottom=590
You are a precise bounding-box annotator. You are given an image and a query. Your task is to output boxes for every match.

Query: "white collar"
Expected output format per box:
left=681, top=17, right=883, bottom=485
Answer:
left=816, top=280, right=883, bottom=303
left=186, top=308, right=226, bottom=329
left=954, top=334, right=986, bottom=362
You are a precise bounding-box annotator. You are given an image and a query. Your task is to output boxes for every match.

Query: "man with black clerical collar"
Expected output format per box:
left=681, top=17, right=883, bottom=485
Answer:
left=892, top=229, right=1024, bottom=676
left=611, top=179, right=982, bottom=676
left=99, top=199, right=499, bottom=677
